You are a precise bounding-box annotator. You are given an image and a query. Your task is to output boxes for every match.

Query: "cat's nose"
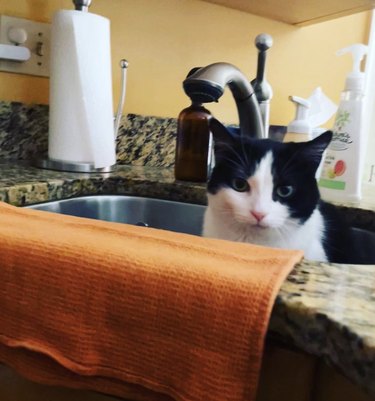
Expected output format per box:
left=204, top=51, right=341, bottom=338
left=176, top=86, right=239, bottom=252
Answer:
left=251, top=211, right=266, bottom=222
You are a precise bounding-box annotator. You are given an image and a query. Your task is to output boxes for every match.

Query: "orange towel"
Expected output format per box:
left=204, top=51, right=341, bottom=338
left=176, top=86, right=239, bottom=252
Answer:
left=0, top=201, right=302, bottom=401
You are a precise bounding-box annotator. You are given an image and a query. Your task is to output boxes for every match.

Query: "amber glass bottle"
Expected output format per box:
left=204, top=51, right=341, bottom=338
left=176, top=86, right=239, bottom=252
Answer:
left=175, top=102, right=212, bottom=182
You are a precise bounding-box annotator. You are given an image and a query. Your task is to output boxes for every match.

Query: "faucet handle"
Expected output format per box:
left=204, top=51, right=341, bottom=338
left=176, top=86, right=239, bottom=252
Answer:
left=252, top=33, right=273, bottom=100
left=252, top=33, right=273, bottom=138
left=255, top=33, right=273, bottom=52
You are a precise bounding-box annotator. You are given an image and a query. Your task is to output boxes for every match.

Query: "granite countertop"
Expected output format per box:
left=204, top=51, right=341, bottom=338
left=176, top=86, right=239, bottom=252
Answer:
left=0, top=160, right=375, bottom=396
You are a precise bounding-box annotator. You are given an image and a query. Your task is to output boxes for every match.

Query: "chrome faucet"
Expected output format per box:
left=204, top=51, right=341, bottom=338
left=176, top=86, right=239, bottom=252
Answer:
left=183, top=62, right=265, bottom=139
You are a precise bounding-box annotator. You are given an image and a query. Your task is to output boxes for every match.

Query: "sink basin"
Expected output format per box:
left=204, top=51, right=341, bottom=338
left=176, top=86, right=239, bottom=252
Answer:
left=27, top=195, right=205, bottom=236
left=27, top=195, right=375, bottom=264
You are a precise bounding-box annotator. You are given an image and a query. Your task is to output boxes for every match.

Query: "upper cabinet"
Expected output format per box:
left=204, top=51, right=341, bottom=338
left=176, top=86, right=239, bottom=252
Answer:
left=201, top=0, right=375, bottom=25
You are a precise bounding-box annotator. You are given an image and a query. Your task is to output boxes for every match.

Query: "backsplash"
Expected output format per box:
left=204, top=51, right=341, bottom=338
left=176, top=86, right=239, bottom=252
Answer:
left=0, top=101, right=177, bottom=168
left=0, top=101, right=286, bottom=169
left=0, top=102, right=49, bottom=161
left=117, top=113, right=176, bottom=167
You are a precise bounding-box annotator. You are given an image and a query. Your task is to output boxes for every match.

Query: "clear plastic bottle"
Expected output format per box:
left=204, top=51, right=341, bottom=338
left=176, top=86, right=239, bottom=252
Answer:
left=174, top=102, right=212, bottom=182
left=319, top=44, right=368, bottom=203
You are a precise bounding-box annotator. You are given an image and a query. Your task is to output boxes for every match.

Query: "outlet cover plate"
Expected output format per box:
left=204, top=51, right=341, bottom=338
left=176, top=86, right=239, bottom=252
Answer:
left=0, top=15, right=50, bottom=77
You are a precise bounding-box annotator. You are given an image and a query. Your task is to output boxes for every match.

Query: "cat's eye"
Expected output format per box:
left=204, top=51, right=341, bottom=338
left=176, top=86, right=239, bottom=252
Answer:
left=276, top=185, right=294, bottom=198
left=231, top=178, right=250, bottom=192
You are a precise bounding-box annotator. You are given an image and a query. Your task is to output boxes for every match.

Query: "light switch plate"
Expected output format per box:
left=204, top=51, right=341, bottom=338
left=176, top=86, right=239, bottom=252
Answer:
left=0, top=15, right=50, bottom=77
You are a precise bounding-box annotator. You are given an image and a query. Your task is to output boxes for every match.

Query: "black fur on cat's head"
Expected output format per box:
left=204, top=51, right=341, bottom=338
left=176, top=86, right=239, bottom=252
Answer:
left=208, top=118, right=332, bottom=223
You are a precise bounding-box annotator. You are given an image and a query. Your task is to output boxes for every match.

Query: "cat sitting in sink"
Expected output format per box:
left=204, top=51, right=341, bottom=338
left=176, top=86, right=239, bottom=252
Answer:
left=203, top=118, right=356, bottom=264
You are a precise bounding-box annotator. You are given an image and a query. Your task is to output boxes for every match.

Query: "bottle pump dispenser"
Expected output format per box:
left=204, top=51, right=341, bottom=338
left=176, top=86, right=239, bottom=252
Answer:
left=319, top=43, right=368, bottom=203
left=284, top=96, right=312, bottom=142
left=337, top=44, right=368, bottom=91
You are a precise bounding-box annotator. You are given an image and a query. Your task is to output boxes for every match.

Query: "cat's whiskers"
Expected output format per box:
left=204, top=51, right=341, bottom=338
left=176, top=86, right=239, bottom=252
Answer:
left=273, top=226, right=286, bottom=243
left=281, top=218, right=300, bottom=228
left=269, top=224, right=299, bottom=248
left=216, top=210, right=233, bottom=220
left=267, top=218, right=300, bottom=241
left=233, top=213, right=253, bottom=225
left=211, top=203, right=235, bottom=221
left=281, top=219, right=301, bottom=236
left=213, top=206, right=259, bottom=232
left=223, top=213, right=252, bottom=236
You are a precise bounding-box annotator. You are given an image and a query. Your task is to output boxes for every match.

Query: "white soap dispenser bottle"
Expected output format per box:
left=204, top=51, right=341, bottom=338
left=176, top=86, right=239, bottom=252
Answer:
left=319, top=44, right=368, bottom=204
left=284, top=96, right=312, bottom=142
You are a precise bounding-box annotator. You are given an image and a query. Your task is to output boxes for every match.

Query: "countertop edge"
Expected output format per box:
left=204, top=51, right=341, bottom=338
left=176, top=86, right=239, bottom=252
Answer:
left=1, top=161, right=375, bottom=397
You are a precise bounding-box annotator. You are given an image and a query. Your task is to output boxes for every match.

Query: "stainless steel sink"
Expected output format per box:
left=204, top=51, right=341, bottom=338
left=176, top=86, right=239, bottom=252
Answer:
left=26, top=195, right=375, bottom=264
left=27, top=195, right=205, bottom=236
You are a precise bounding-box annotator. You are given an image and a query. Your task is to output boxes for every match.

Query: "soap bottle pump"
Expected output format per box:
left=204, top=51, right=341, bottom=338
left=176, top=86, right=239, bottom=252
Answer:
left=175, top=101, right=213, bottom=182
left=319, top=43, right=368, bottom=203
left=283, top=96, right=312, bottom=142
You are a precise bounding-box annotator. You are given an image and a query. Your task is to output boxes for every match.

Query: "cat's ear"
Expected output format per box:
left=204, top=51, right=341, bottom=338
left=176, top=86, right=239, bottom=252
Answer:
left=300, top=131, right=332, bottom=169
left=310, top=131, right=333, bottom=151
left=209, top=118, right=237, bottom=153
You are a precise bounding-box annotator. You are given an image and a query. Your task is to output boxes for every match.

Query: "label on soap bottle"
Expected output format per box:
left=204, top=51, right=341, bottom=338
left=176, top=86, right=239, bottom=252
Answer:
left=319, top=109, right=353, bottom=191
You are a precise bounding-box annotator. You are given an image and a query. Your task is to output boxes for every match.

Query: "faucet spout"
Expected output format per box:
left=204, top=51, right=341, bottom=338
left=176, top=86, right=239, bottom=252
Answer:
left=183, top=62, right=265, bottom=139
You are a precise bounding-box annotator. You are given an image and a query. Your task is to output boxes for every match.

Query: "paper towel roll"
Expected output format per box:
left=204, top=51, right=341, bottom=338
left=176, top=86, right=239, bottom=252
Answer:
left=49, top=10, right=116, bottom=168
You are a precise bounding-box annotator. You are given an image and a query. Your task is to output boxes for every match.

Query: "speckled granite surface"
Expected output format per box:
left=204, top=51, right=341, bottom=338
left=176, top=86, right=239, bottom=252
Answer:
left=1, top=100, right=375, bottom=397
left=0, top=102, right=49, bottom=160
left=0, top=101, right=176, bottom=167
left=116, top=114, right=177, bottom=167
left=0, top=162, right=206, bottom=206
left=272, top=260, right=375, bottom=397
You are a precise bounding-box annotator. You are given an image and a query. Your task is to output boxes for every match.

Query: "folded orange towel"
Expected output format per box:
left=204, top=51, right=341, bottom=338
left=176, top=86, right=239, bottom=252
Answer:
left=0, top=201, right=303, bottom=401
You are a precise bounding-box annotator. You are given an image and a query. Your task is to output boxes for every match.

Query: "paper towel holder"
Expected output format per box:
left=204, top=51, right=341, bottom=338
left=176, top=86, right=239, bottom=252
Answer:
left=34, top=59, right=129, bottom=173
left=73, top=0, right=92, bottom=12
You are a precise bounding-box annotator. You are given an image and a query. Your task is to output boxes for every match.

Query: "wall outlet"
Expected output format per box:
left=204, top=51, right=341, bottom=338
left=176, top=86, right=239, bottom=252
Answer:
left=0, top=15, right=50, bottom=77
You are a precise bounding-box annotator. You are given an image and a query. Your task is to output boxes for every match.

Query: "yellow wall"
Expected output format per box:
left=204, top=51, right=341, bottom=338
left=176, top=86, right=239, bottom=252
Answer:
left=0, top=0, right=371, bottom=125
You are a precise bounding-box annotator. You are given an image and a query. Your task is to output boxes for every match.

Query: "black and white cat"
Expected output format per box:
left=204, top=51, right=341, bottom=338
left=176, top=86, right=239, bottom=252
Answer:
left=203, top=118, right=357, bottom=264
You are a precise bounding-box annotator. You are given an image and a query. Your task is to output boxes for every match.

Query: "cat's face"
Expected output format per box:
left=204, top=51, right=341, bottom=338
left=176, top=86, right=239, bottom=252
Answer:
left=207, top=119, right=332, bottom=230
